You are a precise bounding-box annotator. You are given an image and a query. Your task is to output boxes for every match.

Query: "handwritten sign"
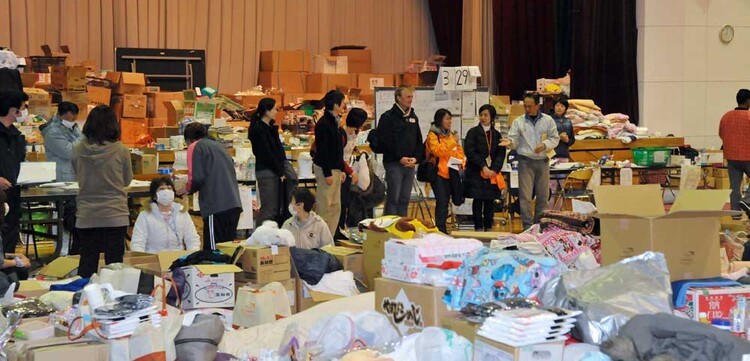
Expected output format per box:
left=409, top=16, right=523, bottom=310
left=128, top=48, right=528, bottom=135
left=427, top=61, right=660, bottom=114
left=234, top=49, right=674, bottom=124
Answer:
left=436, top=66, right=481, bottom=92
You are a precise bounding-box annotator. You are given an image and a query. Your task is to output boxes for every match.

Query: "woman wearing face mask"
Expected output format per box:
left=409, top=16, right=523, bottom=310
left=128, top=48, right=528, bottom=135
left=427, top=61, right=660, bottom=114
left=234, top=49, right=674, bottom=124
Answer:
left=281, top=188, right=333, bottom=249
left=130, top=176, right=200, bottom=253
left=464, top=104, right=507, bottom=231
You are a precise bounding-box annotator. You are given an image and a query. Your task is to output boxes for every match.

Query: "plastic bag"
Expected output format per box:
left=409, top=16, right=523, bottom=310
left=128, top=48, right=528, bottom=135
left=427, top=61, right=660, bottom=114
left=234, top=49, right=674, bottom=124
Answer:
left=538, top=251, right=672, bottom=344
left=680, top=164, right=701, bottom=190
left=233, top=282, right=291, bottom=328
left=353, top=312, right=400, bottom=349
left=381, top=327, right=472, bottom=361
left=129, top=323, right=166, bottom=361
left=303, top=314, right=357, bottom=360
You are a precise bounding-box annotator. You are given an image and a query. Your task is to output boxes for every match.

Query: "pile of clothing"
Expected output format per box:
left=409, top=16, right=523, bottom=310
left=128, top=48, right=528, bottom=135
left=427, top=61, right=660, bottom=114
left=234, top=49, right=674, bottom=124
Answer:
left=564, top=99, right=642, bottom=143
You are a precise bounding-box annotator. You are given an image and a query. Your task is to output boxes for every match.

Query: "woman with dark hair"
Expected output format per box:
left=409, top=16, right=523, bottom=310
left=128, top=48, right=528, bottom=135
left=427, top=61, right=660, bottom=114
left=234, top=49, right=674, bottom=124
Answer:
left=72, top=105, right=133, bottom=278
left=424, top=108, right=465, bottom=234
left=464, top=104, right=506, bottom=231
left=550, top=98, right=575, bottom=160
left=130, top=176, right=199, bottom=253
left=312, top=90, right=347, bottom=234
left=338, top=107, right=368, bottom=231
left=249, top=97, right=298, bottom=226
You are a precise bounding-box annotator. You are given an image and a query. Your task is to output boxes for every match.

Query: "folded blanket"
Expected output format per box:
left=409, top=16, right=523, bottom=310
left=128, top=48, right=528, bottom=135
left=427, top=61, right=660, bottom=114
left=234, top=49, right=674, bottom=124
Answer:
left=568, top=99, right=601, bottom=112
left=539, top=210, right=596, bottom=234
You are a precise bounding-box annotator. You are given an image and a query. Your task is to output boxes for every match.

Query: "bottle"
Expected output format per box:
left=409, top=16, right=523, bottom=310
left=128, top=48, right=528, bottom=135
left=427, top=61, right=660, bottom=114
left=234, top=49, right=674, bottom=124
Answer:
left=701, top=148, right=708, bottom=165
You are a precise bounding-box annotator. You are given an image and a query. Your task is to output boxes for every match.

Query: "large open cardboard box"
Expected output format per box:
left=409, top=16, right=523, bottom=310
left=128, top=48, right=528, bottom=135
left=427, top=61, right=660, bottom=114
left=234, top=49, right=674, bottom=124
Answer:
left=594, top=185, right=736, bottom=280
left=134, top=250, right=193, bottom=278
left=374, top=277, right=457, bottom=336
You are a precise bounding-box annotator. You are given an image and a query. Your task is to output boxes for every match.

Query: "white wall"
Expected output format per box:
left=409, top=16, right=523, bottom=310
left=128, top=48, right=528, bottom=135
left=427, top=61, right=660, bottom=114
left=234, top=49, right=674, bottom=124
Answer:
left=637, top=0, right=750, bottom=149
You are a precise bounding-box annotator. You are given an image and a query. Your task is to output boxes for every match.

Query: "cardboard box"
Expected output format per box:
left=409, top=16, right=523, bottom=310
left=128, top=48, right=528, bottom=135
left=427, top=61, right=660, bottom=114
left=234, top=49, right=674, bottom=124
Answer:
left=131, top=153, right=158, bottom=175
left=149, top=126, right=180, bottom=139
left=374, top=278, right=457, bottom=336
left=217, top=242, right=291, bottom=273
left=322, top=245, right=366, bottom=288
left=120, top=118, right=149, bottom=145
left=147, top=92, right=184, bottom=119
left=134, top=250, right=192, bottom=278
left=312, top=55, right=348, bottom=74
left=258, top=71, right=306, bottom=93
left=145, top=86, right=161, bottom=93
left=164, top=100, right=184, bottom=125
left=12, top=337, right=109, bottom=361
left=61, top=91, right=88, bottom=104
left=259, top=50, right=310, bottom=72
left=474, top=337, right=564, bottom=361
left=363, top=229, right=391, bottom=289
left=37, top=257, right=80, bottom=279
left=181, top=264, right=241, bottom=309
left=86, top=85, right=111, bottom=106
left=593, top=185, right=735, bottom=280
left=717, top=177, right=731, bottom=190
left=356, top=74, right=395, bottom=95
left=107, top=71, right=146, bottom=95
left=331, top=48, right=372, bottom=73
left=290, top=257, right=344, bottom=312
left=149, top=118, right=168, bottom=127
left=441, top=315, right=481, bottom=343
left=401, top=72, right=439, bottom=87
left=714, top=168, right=729, bottom=178
left=674, top=285, right=750, bottom=321
left=23, top=87, right=49, bottom=104
left=50, top=66, right=87, bottom=91
left=21, top=72, right=39, bottom=88
left=236, top=264, right=292, bottom=284
left=306, top=74, right=355, bottom=93
left=122, top=94, right=147, bottom=118
left=230, top=93, right=284, bottom=109
left=75, top=103, right=90, bottom=121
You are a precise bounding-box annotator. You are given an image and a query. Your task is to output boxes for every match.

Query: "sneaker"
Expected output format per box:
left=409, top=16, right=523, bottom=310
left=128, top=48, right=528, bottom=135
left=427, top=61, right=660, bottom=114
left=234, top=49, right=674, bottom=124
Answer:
left=740, top=201, right=750, bottom=217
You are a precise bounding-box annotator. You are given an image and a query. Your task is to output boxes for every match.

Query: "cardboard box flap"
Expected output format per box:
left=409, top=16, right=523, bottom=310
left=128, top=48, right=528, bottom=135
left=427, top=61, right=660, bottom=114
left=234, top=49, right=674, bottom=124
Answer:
left=593, top=185, right=664, bottom=217
left=122, top=72, right=146, bottom=85
left=191, top=264, right=242, bottom=274
left=669, top=189, right=730, bottom=213
left=157, top=250, right=193, bottom=272
left=660, top=210, right=738, bottom=219
left=18, top=280, right=46, bottom=291
left=321, top=245, right=363, bottom=256
left=38, top=257, right=79, bottom=278
left=307, top=287, right=343, bottom=302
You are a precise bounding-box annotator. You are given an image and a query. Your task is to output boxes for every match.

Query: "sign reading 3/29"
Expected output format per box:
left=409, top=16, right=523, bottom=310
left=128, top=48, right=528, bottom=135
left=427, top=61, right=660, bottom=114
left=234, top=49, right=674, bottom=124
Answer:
left=437, top=66, right=481, bottom=91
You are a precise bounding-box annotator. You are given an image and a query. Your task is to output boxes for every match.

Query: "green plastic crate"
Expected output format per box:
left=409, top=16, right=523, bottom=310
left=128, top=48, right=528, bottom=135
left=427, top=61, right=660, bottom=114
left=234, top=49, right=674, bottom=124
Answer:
left=632, top=147, right=671, bottom=166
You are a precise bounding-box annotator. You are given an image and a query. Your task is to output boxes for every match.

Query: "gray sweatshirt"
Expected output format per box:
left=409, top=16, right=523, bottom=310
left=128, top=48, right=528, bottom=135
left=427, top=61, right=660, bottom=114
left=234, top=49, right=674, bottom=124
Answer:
left=72, top=140, right=133, bottom=228
left=187, top=138, right=242, bottom=216
left=281, top=211, right=333, bottom=249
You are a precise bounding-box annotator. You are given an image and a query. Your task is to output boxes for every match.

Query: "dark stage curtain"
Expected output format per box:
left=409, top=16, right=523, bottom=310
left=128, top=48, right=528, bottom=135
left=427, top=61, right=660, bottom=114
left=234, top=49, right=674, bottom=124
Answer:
left=570, top=0, right=639, bottom=124
left=427, top=0, right=464, bottom=67
left=492, top=0, right=556, bottom=100
left=554, top=0, right=573, bottom=77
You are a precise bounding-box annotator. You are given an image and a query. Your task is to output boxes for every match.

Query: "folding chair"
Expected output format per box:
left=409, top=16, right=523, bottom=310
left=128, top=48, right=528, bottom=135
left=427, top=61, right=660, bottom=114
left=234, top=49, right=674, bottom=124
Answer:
left=552, top=168, right=594, bottom=211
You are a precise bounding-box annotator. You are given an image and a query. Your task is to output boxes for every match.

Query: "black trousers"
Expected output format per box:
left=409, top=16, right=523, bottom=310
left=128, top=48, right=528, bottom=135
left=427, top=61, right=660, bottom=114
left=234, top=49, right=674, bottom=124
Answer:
left=472, top=199, right=495, bottom=231
left=432, top=176, right=451, bottom=234
left=77, top=226, right=127, bottom=278
left=203, top=208, right=242, bottom=250
left=1, top=186, right=20, bottom=254
left=338, top=175, right=353, bottom=231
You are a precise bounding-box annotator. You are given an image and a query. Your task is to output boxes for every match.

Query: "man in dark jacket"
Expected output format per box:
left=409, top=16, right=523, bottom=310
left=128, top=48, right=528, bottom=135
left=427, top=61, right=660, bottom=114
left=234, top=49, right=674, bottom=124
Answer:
left=185, top=123, right=242, bottom=250
left=0, top=90, right=26, bottom=254
left=377, top=86, right=423, bottom=216
left=312, top=90, right=346, bottom=234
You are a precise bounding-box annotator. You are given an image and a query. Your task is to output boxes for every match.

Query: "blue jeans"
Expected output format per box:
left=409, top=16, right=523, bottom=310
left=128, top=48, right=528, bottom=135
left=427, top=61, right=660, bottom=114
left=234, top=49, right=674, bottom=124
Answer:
left=384, top=162, right=415, bottom=216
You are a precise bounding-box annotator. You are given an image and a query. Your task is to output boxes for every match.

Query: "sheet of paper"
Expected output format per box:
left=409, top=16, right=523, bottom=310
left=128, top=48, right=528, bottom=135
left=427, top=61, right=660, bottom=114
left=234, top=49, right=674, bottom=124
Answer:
left=173, top=150, right=188, bottom=170
left=375, top=89, right=396, bottom=126
left=237, top=185, right=254, bottom=230
left=62, top=182, right=80, bottom=190
left=448, top=156, right=464, bottom=171
left=476, top=91, right=490, bottom=108
left=461, top=92, right=476, bottom=117
left=450, top=92, right=462, bottom=115
left=572, top=199, right=597, bottom=214
left=462, top=117, right=476, bottom=139
left=451, top=116, right=462, bottom=136
left=17, top=162, right=56, bottom=185
left=433, top=90, right=452, bottom=109
left=128, top=180, right=151, bottom=187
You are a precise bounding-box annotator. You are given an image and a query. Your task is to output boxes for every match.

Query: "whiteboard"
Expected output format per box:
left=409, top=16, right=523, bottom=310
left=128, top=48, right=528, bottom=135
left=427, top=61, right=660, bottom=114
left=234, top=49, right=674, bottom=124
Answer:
left=374, top=86, right=490, bottom=142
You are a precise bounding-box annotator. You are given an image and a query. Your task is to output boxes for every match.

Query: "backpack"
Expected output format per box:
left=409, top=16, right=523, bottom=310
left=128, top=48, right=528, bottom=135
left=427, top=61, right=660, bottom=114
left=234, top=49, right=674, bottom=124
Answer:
left=366, top=128, right=384, bottom=154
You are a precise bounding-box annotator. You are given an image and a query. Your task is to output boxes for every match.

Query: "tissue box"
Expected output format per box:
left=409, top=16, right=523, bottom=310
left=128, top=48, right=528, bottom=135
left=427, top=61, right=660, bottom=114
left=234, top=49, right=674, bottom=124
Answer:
left=384, top=234, right=483, bottom=266
left=380, top=259, right=425, bottom=284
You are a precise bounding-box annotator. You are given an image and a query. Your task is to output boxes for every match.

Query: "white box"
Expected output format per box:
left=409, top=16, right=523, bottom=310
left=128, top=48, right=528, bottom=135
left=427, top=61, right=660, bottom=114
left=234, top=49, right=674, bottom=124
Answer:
left=312, top=55, right=348, bottom=74
left=380, top=259, right=425, bottom=284
left=181, top=264, right=242, bottom=309
left=383, top=235, right=483, bottom=266
left=474, top=337, right=564, bottom=361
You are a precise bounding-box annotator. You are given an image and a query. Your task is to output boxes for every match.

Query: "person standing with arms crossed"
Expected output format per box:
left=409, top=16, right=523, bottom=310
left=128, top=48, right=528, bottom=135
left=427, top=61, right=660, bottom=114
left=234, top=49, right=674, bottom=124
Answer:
left=500, top=93, right=559, bottom=230
left=377, top=86, right=424, bottom=216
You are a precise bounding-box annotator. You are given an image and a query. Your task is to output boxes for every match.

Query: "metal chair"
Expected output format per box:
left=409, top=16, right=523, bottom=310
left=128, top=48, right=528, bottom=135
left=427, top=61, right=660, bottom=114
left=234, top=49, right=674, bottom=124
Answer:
left=409, top=177, right=434, bottom=224
left=552, top=168, right=594, bottom=211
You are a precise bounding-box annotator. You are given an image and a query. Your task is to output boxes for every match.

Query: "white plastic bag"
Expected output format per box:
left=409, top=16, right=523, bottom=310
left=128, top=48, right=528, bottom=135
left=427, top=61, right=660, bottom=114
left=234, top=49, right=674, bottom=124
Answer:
left=680, top=164, right=701, bottom=190
left=232, top=286, right=276, bottom=328
left=352, top=154, right=371, bottom=191
left=129, top=323, right=166, bottom=361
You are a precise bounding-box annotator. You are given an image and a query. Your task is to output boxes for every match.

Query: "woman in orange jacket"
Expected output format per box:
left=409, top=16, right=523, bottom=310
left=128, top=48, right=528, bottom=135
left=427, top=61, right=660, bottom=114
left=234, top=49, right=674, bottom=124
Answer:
left=425, top=108, right=466, bottom=233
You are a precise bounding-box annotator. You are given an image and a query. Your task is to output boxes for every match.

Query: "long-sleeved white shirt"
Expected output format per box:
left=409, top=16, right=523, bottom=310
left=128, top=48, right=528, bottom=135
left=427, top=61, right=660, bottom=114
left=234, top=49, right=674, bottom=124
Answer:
left=507, top=113, right=560, bottom=160
left=131, top=202, right=201, bottom=253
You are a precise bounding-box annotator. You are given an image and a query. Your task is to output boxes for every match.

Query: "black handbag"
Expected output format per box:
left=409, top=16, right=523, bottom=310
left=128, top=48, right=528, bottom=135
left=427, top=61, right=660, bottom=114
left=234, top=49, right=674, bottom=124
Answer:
left=417, top=158, right=438, bottom=183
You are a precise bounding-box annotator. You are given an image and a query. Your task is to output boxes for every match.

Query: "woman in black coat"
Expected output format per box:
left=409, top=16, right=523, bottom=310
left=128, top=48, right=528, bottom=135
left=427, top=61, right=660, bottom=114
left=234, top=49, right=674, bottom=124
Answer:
left=464, top=104, right=506, bottom=231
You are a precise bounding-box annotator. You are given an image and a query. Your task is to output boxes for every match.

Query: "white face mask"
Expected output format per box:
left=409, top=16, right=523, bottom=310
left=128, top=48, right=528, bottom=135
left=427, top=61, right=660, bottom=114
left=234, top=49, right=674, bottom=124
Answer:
left=15, top=109, right=28, bottom=123
left=156, top=189, right=175, bottom=206
left=62, top=120, right=76, bottom=129
left=288, top=203, right=298, bottom=217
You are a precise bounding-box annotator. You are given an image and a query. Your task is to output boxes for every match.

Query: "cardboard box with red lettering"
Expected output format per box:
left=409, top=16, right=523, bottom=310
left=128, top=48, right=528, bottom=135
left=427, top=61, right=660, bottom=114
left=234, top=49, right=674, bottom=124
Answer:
left=374, top=277, right=457, bottom=336
left=674, top=285, right=750, bottom=322
left=181, top=264, right=241, bottom=309
left=217, top=242, right=292, bottom=284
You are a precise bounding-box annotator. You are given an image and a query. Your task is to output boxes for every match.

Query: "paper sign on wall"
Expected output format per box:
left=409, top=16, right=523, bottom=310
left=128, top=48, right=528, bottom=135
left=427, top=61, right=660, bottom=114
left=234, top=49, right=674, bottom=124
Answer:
left=435, top=66, right=481, bottom=92
left=369, top=78, right=385, bottom=90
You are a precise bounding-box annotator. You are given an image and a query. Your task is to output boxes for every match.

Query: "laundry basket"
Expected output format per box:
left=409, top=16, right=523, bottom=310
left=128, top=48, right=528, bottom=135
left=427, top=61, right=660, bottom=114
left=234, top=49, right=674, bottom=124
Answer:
left=632, top=147, right=671, bottom=167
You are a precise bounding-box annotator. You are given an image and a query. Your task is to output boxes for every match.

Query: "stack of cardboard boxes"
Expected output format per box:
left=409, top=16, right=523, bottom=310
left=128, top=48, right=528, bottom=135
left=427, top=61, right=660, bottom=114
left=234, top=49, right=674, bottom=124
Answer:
left=106, top=71, right=149, bottom=146
left=24, top=87, right=53, bottom=119
left=216, top=243, right=296, bottom=315
left=51, top=66, right=89, bottom=121
left=258, top=50, right=309, bottom=96
left=146, top=90, right=183, bottom=140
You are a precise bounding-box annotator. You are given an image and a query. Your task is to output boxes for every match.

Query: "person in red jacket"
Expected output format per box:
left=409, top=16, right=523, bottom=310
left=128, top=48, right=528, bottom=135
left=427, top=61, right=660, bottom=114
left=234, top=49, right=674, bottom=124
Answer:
left=719, top=89, right=750, bottom=218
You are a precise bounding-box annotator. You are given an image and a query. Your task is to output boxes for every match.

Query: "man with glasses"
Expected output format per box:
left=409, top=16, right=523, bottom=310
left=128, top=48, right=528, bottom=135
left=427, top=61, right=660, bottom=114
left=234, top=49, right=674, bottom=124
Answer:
left=0, top=90, right=27, bottom=254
